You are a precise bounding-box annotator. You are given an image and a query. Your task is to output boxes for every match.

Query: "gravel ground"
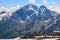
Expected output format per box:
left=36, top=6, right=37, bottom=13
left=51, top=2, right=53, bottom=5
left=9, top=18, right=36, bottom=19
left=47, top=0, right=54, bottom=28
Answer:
left=0, top=37, right=59, bottom=40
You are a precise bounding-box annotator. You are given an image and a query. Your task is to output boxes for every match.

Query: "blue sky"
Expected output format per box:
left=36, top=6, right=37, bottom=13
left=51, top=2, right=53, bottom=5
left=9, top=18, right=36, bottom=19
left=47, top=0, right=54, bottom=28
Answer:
left=0, top=0, right=60, bottom=8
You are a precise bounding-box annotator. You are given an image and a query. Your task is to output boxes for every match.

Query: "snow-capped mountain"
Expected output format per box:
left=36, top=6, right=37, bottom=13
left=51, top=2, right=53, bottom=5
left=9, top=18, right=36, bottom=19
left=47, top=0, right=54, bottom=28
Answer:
left=0, top=4, right=60, bottom=39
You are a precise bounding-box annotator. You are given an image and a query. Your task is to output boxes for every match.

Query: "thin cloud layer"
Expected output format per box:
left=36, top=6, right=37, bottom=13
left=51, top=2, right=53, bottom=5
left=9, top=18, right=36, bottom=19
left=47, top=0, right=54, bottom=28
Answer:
left=51, top=1, right=57, bottom=6
left=42, top=0, right=47, bottom=4
left=28, top=0, right=36, bottom=4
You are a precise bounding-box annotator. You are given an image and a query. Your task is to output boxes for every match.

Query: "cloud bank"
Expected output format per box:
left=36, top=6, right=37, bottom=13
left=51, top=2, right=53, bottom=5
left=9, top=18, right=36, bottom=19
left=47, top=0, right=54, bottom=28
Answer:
left=48, top=6, right=60, bottom=13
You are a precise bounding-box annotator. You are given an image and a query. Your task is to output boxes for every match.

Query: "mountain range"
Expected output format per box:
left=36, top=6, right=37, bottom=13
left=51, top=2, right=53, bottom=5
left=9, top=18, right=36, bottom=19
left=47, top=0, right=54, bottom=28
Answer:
left=0, top=4, right=60, bottom=39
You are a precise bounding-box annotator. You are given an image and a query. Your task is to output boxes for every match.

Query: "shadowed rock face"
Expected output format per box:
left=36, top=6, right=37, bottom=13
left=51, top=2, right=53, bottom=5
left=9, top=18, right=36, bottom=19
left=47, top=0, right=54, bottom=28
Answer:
left=0, top=4, right=60, bottom=39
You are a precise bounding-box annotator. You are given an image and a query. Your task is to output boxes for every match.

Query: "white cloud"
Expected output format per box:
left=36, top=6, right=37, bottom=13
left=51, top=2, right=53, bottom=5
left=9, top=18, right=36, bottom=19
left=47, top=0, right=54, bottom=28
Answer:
left=0, top=5, right=20, bottom=12
left=48, top=6, right=60, bottom=13
left=0, top=7, right=8, bottom=12
left=42, top=0, right=47, bottom=4
left=47, top=1, right=60, bottom=14
left=9, top=5, right=20, bottom=12
left=0, top=5, right=21, bottom=22
left=51, top=1, right=57, bottom=5
left=28, top=0, right=36, bottom=4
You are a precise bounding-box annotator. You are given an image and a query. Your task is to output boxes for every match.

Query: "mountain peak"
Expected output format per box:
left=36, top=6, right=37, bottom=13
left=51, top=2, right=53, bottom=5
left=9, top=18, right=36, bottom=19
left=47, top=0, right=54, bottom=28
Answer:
left=23, top=4, right=37, bottom=10
left=40, top=5, right=46, bottom=9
